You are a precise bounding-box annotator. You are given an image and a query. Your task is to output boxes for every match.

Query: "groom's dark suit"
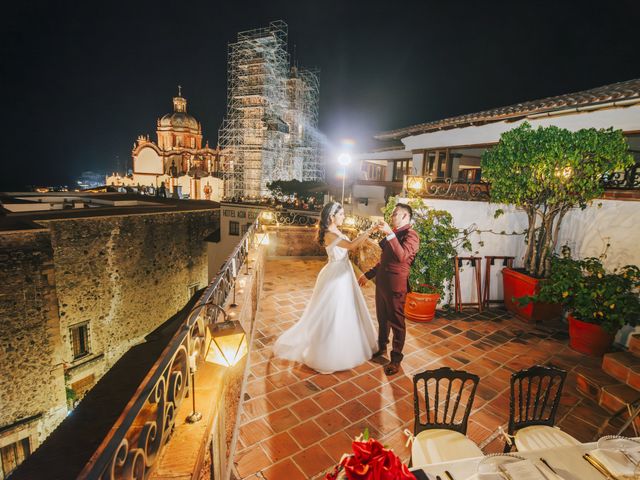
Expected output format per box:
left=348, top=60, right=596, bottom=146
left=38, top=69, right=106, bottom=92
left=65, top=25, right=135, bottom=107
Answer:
left=364, top=224, right=419, bottom=363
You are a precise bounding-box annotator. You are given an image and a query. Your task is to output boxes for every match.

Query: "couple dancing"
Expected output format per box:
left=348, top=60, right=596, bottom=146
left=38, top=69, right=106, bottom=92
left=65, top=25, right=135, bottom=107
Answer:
left=273, top=201, right=419, bottom=376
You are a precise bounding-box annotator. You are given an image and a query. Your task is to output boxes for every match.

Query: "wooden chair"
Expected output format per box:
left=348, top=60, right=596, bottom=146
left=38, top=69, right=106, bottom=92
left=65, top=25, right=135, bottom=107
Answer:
left=505, top=365, right=580, bottom=452
left=482, top=255, right=514, bottom=308
left=411, top=367, right=483, bottom=466
left=454, top=256, right=483, bottom=312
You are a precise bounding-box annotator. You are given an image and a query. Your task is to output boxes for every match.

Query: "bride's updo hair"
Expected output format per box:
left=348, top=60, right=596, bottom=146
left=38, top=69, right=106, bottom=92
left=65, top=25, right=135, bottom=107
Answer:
left=317, top=201, right=342, bottom=246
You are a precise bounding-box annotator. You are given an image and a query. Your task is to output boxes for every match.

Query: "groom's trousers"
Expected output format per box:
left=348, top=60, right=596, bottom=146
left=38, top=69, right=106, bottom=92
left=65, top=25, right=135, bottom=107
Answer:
left=375, top=290, right=407, bottom=363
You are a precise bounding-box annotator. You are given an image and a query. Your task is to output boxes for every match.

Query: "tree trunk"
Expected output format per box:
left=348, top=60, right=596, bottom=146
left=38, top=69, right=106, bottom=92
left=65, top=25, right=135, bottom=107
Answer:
left=523, top=207, right=537, bottom=273
left=536, top=211, right=557, bottom=278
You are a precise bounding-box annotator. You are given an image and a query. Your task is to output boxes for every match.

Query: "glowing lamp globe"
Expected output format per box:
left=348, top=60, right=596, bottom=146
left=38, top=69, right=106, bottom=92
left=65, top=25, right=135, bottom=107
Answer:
left=205, top=321, right=248, bottom=367
left=337, top=153, right=352, bottom=167
left=407, top=177, right=424, bottom=192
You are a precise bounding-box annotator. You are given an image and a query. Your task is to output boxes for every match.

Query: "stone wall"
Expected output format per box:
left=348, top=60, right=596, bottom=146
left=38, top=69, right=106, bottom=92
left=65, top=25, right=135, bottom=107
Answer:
left=0, top=230, right=67, bottom=447
left=264, top=225, right=325, bottom=257
left=45, top=210, right=217, bottom=386
left=0, top=208, right=218, bottom=460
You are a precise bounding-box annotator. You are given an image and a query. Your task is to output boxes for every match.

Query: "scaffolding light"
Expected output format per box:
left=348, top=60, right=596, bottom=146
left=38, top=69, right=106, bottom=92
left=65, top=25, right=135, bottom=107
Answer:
left=205, top=321, right=248, bottom=367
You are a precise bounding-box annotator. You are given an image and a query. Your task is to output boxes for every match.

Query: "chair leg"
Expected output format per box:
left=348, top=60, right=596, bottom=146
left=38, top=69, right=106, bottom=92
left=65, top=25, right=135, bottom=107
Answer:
left=503, top=441, right=513, bottom=453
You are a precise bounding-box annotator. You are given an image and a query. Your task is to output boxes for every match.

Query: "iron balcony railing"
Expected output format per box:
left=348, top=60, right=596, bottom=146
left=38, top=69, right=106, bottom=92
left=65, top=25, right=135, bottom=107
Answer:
left=78, top=220, right=260, bottom=479
left=403, top=175, right=490, bottom=201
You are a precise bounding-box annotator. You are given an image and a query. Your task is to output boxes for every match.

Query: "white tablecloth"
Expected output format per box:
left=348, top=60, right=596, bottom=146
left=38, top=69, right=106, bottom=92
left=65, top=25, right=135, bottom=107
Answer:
left=410, top=442, right=627, bottom=480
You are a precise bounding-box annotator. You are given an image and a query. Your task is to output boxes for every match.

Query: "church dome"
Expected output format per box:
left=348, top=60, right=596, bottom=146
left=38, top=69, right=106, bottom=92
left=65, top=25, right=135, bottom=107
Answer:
left=157, top=87, right=200, bottom=132
left=158, top=111, right=199, bottom=130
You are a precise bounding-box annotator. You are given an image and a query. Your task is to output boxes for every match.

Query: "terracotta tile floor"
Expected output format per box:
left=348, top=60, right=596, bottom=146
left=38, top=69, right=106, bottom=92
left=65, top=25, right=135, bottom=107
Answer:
left=234, top=258, right=621, bottom=479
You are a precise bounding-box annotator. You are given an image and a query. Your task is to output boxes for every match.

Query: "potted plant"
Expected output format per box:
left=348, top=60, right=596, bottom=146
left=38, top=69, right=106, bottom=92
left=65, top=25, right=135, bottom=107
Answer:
left=383, top=196, right=471, bottom=322
left=523, top=246, right=640, bottom=355
left=481, top=123, right=634, bottom=322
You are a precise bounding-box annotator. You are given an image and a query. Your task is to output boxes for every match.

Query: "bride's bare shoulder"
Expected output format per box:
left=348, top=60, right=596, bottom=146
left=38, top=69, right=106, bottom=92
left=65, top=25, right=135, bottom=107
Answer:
left=324, top=231, right=339, bottom=246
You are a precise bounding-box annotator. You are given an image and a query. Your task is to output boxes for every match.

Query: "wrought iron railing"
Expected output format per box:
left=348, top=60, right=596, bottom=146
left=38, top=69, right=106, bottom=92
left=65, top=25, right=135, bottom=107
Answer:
left=403, top=175, right=490, bottom=201
left=600, top=159, right=640, bottom=190
left=78, top=220, right=260, bottom=479
left=259, top=208, right=320, bottom=226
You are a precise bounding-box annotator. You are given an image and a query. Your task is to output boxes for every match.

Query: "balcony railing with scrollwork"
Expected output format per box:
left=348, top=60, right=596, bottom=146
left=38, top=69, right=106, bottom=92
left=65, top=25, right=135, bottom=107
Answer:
left=77, top=221, right=259, bottom=479
left=259, top=208, right=320, bottom=226
left=403, top=175, right=490, bottom=201
left=600, top=160, right=640, bottom=190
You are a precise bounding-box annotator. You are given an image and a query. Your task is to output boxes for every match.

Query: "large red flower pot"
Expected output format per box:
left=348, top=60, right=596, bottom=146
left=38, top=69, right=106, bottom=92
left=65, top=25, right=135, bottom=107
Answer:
left=502, top=267, right=562, bottom=323
left=405, top=292, right=440, bottom=322
left=568, top=314, right=614, bottom=356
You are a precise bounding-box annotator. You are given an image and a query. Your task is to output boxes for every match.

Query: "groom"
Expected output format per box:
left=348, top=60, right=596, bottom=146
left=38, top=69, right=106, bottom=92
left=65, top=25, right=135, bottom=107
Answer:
left=358, top=203, right=419, bottom=376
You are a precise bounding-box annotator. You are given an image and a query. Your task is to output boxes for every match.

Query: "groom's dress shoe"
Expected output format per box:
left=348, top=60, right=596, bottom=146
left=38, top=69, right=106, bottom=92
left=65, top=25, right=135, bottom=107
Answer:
left=372, top=348, right=387, bottom=358
left=371, top=349, right=388, bottom=364
left=384, top=361, right=401, bottom=376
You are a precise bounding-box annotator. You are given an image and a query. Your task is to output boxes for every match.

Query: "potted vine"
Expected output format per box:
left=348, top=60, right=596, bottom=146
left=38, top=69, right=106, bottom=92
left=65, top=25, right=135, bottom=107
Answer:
left=383, top=196, right=471, bottom=322
left=481, top=123, right=633, bottom=322
left=523, top=246, right=640, bottom=356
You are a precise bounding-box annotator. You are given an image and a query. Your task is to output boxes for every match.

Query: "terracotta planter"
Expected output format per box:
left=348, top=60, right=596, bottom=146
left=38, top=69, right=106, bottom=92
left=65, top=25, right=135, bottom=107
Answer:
left=502, top=267, right=562, bottom=323
left=568, top=314, right=614, bottom=356
left=405, top=292, right=440, bottom=322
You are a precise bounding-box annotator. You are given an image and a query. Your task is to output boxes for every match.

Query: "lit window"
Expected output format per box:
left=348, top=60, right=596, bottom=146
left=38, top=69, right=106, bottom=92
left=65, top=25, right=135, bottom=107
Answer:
left=1, top=438, right=30, bottom=478
left=70, top=323, right=90, bottom=359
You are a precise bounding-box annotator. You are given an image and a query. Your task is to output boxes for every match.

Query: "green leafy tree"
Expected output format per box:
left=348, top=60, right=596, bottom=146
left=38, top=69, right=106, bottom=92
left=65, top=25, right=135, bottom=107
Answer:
left=482, top=123, right=633, bottom=278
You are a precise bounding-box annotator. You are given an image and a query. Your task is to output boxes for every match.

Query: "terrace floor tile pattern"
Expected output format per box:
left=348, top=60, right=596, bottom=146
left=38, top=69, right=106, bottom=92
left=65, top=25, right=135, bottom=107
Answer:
left=234, top=258, right=624, bottom=479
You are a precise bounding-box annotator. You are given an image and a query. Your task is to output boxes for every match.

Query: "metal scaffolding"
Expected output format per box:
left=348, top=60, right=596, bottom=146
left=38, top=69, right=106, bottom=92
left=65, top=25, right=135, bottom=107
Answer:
left=218, top=20, right=322, bottom=199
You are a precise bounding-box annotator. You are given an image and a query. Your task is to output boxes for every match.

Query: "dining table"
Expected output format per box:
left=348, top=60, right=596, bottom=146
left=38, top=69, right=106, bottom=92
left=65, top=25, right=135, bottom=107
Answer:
left=410, top=440, right=636, bottom=480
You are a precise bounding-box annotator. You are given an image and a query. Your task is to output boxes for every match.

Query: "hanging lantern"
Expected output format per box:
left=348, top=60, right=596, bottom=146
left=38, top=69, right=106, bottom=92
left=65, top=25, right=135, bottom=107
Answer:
left=204, top=321, right=248, bottom=367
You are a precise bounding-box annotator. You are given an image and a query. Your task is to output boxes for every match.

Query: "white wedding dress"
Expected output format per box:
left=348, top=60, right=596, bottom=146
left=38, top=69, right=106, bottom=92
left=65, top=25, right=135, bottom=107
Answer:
left=273, top=234, right=377, bottom=373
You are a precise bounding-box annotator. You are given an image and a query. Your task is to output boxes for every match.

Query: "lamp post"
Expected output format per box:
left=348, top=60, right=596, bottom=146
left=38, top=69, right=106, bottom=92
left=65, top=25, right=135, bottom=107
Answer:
left=184, top=299, right=247, bottom=424
left=338, top=153, right=352, bottom=205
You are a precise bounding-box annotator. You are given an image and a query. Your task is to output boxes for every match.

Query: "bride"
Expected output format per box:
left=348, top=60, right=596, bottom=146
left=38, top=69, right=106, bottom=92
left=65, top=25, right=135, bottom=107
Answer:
left=273, top=201, right=379, bottom=374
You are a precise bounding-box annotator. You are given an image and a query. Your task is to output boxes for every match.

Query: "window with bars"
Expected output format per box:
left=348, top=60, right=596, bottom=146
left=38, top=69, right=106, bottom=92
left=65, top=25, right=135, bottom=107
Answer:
left=392, top=159, right=413, bottom=182
left=229, top=221, right=240, bottom=236
left=1, top=438, right=30, bottom=479
left=70, top=323, right=90, bottom=360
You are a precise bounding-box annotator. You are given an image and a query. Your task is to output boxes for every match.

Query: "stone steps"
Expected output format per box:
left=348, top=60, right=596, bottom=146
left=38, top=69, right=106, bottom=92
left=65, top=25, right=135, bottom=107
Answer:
left=575, top=365, right=622, bottom=404
left=602, top=351, right=640, bottom=390
left=572, top=334, right=640, bottom=434
left=628, top=333, right=640, bottom=358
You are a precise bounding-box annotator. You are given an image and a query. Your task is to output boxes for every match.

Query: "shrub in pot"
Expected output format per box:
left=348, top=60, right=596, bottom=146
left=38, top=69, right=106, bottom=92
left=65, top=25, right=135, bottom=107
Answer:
left=481, top=123, right=634, bottom=322
left=383, top=196, right=471, bottom=322
left=523, top=246, right=640, bottom=355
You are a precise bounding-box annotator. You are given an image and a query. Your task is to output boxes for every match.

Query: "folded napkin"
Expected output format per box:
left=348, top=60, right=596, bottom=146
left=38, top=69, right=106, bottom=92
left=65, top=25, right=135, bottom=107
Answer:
left=589, top=448, right=637, bottom=478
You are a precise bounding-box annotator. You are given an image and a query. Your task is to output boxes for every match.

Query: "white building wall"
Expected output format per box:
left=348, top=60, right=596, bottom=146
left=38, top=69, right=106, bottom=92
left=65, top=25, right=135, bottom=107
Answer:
left=411, top=198, right=640, bottom=318
left=402, top=104, right=640, bottom=151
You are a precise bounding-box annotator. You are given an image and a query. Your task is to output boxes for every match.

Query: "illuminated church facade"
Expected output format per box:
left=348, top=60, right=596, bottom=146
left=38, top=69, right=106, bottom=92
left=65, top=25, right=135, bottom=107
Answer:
left=106, top=88, right=225, bottom=200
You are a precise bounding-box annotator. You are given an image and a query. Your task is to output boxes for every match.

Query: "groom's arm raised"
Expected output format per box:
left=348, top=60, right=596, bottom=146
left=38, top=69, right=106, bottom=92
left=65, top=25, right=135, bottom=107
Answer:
left=387, top=229, right=420, bottom=264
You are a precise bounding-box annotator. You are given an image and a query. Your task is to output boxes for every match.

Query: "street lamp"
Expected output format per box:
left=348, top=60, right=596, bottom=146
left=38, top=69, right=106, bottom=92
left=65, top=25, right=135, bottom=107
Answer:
left=338, top=153, right=352, bottom=205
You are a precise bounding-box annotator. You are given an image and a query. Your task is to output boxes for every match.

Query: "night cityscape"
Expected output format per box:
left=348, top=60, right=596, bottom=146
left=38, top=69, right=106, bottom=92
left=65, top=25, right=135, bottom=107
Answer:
left=1, top=1, right=640, bottom=479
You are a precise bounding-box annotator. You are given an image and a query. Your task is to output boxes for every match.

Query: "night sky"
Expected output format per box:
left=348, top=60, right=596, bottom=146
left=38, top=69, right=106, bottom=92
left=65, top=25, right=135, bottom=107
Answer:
left=1, top=0, right=639, bottom=190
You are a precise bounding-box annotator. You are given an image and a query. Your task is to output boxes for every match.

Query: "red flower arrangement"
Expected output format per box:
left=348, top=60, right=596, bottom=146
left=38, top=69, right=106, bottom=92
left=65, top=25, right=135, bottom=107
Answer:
left=324, top=435, right=415, bottom=480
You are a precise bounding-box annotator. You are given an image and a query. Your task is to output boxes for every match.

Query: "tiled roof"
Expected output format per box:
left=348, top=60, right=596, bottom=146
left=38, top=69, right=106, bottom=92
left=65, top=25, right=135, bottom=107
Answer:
left=376, top=78, right=640, bottom=140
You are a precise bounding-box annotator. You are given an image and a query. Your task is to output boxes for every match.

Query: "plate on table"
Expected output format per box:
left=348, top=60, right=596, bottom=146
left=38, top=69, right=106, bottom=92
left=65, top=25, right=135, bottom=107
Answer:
left=597, top=435, right=640, bottom=452
left=477, top=453, right=526, bottom=474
